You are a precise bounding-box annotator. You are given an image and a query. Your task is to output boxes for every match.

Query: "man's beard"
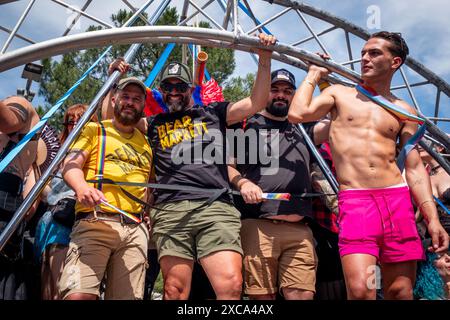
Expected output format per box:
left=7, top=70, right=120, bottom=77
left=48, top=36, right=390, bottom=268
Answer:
left=266, top=99, right=289, bottom=117
left=165, top=94, right=190, bottom=113
left=114, top=102, right=143, bottom=126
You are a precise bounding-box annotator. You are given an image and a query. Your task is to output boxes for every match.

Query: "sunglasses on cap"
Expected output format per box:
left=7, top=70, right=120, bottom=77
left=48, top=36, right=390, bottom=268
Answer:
left=160, top=82, right=190, bottom=93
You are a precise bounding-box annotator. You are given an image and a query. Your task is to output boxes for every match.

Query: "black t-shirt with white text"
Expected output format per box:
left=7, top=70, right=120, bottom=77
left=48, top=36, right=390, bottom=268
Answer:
left=146, top=102, right=232, bottom=204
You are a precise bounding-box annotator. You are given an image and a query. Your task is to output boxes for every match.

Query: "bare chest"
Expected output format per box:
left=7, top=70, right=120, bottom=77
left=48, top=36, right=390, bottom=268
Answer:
left=333, top=92, right=403, bottom=138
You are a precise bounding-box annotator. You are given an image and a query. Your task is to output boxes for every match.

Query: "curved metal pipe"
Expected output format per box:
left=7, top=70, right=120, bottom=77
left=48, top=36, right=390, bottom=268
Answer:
left=0, top=26, right=362, bottom=82
left=2, top=25, right=446, bottom=147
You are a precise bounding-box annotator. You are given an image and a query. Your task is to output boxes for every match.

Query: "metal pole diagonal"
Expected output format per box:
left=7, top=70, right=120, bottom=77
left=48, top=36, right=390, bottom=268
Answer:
left=1, top=0, right=36, bottom=54
left=62, top=0, right=93, bottom=36
left=298, top=124, right=339, bottom=194
left=50, top=0, right=113, bottom=29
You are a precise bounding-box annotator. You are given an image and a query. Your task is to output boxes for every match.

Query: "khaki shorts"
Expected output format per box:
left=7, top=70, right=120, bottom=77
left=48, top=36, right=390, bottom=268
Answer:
left=150, top=200, right=243, bottom=261
left=59, top=219, right=149, bottom=300
left=241, top=219, right=318, bottom=295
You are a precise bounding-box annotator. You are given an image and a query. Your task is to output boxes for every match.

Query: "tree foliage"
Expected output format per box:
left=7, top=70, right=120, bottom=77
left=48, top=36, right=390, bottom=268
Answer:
left=222, top=73, right=255, bottom=102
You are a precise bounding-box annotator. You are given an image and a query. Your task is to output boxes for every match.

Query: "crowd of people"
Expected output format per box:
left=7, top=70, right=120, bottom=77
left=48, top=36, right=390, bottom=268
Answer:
left=0, top=31, right=449, bottom=300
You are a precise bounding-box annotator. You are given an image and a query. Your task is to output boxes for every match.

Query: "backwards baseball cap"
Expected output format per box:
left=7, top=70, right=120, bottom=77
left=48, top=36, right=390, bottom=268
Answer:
left=159, top=62, right=192, bottom=85
left=271, top=69, right=296, bottom=89
left=117, top=77, right=147, bottom=96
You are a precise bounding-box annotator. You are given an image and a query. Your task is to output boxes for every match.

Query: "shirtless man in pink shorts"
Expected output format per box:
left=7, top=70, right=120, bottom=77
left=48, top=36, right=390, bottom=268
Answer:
left=288, top=31, right=449, bottom=300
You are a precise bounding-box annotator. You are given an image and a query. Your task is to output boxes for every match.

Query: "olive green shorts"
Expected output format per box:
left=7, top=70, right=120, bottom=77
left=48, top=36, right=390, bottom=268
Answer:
left=150, top=200, right=243, bottom=261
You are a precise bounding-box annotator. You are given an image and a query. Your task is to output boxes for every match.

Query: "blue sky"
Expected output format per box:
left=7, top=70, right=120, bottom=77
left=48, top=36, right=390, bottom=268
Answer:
left=0, top=0, right=449, bottom=131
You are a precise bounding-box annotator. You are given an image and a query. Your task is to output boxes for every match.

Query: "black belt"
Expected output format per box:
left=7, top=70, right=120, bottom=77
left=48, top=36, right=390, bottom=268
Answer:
left=75, top=211, right=143, bottom=225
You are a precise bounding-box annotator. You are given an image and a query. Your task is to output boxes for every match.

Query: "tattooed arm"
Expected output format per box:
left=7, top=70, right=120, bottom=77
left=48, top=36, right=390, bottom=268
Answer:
left=0, top=96, right=32, bottom=134
left=402, top=118, right=449, bottom=253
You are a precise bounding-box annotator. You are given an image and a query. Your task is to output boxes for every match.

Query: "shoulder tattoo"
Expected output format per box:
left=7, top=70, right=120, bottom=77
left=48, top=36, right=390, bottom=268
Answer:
left=7, top=102, right=29, bottom=122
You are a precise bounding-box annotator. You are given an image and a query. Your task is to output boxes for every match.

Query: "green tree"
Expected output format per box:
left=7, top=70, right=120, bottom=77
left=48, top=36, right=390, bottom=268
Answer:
left=222, top=72, right=255, bottom=102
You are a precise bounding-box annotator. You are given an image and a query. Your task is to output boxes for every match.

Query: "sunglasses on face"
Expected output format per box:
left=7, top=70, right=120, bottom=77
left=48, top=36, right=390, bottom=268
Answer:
left=63, top=113, right=85, bottom=126
left=63, top=120, right=80, bottom=127
left=160, top=82, right=190, bottom=93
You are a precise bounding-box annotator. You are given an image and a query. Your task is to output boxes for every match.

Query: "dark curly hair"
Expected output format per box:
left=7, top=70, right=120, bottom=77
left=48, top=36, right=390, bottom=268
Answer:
left=369, top=31, right=410, bottom=69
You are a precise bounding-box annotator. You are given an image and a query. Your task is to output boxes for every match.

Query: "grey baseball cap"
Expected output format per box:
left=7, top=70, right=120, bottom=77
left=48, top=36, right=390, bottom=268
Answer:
left=159, top=62, right=192, bottom=85
left=117, top=77, right=147, bottom=96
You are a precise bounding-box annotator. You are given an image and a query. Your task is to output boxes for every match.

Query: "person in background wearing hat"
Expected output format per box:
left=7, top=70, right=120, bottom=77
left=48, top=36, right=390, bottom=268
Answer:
left=102, top=33, right=276, bottom=300
left=59, top=77, right=153, bottom=300
left=227, top=69, right=330, bottom=300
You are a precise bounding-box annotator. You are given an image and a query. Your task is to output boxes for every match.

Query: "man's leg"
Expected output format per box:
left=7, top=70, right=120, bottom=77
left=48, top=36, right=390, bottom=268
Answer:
left=241, top=219, right=279, bottom=300
left=282, top=288, right=314, bottom=300
left=59, top=220, right=113, bottom=300
left=65, top=293, right=98, bottom=300
left=278, top=222, right=317, bottom=300
left=381, top=261, right=416, bottom=300
left=42, top=244, right=69, bottom=300
left=160, top=256, right=194, bottom=300
left=341, top=254, right=378, bottom=300
left=105, top=223, right=149, bottom=300
left=248, top=293, right=276, bottom=300
left=199, top=250, right=243, bottom=300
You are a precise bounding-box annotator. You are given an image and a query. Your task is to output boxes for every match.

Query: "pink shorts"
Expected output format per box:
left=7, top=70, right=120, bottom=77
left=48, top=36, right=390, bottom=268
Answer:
left=338, top=185, right=425, bottom=263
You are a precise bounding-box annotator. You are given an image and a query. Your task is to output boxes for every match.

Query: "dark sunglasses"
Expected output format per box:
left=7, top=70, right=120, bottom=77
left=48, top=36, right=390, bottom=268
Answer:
left=63, top=120, right=78, bottom=126
left=160, top=82, right=190, bottom=93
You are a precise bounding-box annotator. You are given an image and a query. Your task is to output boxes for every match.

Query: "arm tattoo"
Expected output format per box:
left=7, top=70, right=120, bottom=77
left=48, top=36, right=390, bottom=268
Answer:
left=6, top=103, right=29, bottom=122
left=4, top=163, right=20, bottom=176
left=411, top=178, right=424, bottom=188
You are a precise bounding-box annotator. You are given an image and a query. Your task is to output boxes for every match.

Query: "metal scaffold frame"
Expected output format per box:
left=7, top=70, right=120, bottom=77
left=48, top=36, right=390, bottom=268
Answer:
left=0, top=0, right=448, bottom=249
left=1, top=0, right=448, bottom=122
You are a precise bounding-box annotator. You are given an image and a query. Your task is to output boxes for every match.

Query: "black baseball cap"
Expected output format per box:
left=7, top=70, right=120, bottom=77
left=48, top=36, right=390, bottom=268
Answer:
left=271, top=69, right=296, bottom=89
left=159, top=62, right=192, bottom=85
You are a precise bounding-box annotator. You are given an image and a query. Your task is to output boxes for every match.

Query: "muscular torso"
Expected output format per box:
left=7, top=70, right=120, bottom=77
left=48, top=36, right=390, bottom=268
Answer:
left=329, top=86, right=407, bottom=190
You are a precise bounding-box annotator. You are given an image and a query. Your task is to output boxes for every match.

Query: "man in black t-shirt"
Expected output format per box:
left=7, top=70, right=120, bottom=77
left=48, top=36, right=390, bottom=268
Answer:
left=133, top=34, right=276, bottom=300
left=228, top=69, right=329, bottom=300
